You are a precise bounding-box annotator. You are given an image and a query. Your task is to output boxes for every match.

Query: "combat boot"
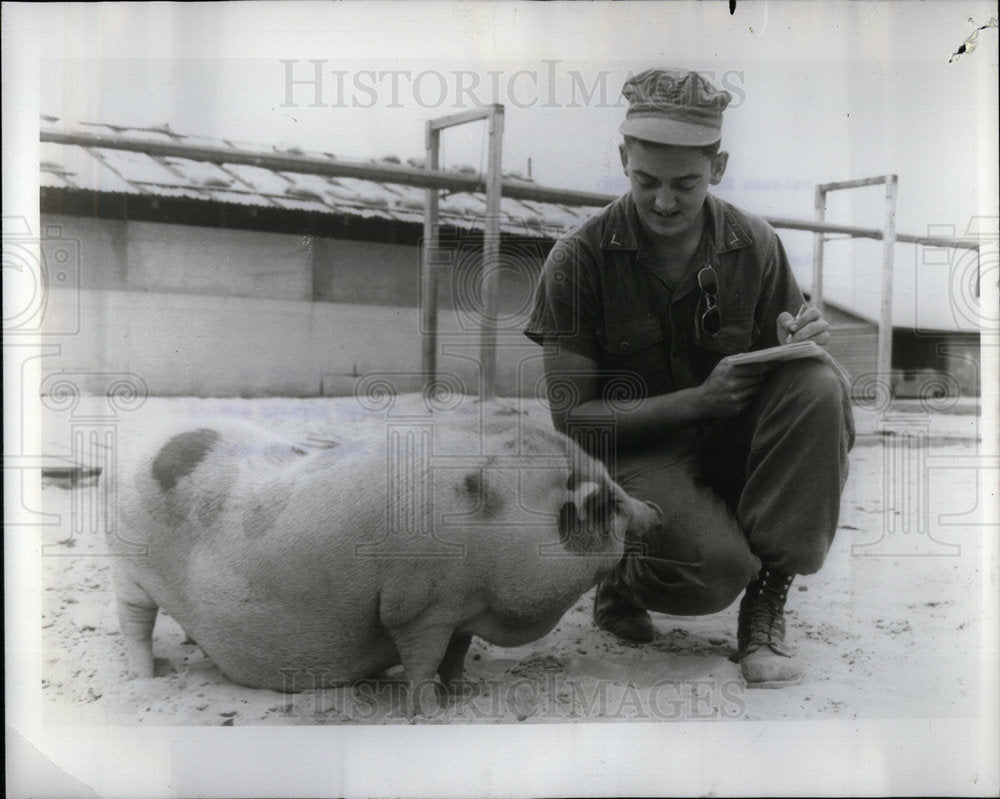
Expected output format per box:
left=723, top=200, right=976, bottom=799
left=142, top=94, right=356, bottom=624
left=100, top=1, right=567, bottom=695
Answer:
left=593, top=577, right=654, bottom=643
left=734, top=566, right=802, bottom=688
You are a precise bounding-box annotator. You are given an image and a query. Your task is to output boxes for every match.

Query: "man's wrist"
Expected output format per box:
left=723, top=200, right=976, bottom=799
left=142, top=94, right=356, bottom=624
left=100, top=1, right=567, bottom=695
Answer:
left=683, top=385, right=710, bottom=421
left=663, top=385, right=711, bottom=424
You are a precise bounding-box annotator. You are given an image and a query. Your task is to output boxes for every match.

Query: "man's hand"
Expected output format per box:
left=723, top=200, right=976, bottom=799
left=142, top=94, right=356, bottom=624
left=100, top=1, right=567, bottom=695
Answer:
left=776, top=306, right=830, bottom=346
left=697, top=360, right=770, bottom=418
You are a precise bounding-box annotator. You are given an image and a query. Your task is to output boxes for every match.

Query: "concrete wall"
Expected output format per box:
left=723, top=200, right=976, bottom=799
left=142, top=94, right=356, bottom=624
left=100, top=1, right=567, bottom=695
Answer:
left=126, top=221, right=313, bottom=300
left=39, top=212, right=982, bottom=398
left=53, top=213, right=315, bottom=301
left=52, top=215, right=130, bottom=291
left=313, top=237, right=421, bottom=307
left=39, top=212, right=548, bottom=397
left=50, top=212, right=543, bottom=312
left=39, top=288, right=547, bottom=398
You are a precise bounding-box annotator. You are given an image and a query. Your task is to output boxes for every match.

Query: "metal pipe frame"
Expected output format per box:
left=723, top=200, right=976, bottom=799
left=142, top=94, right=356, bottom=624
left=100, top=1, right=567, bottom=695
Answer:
left=40, top=129, right=980, bottom=251
left=40, top=128, right=609, bottom=209
left=812, top=174, right=900, bottom=390
left=419, top=105, right=504, bottom=401
left=42, top=128, right=981, bottom=402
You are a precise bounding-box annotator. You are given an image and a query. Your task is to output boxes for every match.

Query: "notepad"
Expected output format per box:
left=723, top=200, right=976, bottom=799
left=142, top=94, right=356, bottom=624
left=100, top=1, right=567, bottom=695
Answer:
left=723, top=340, right=824, bottom=366
left=723, top=341, right=852, bottom=385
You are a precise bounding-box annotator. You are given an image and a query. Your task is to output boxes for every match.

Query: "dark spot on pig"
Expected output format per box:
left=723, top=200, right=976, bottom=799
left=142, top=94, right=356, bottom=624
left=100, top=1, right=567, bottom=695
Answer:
left=243, top=498, right=280, bottom=539
left=152, top=429, right=221, bottom=492
left=464, top=471, right=482, bottom=497
left=460, top=464, right=503, bottom=516
left=241, top=482, right=291, bottom=539
left=176, top=464, right=238, bottom=530
left=196, top=492, right=227, bottom=528
left=243, top=505, right=276, bottom=539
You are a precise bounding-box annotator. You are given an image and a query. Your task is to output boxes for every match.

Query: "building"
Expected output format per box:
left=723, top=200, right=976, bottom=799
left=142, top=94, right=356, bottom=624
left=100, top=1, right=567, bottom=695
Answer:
left=820, top=300, right=979, bottom=399
left=37, top=118, right=979, bottom=399
left=38, top=119, right=595, bottom=398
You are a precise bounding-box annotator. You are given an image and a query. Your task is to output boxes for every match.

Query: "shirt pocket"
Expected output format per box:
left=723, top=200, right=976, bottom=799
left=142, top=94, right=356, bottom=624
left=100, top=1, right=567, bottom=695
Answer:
left=691, top=311, right=759, bottom=355
left=597, top=317, right=664, bottom=356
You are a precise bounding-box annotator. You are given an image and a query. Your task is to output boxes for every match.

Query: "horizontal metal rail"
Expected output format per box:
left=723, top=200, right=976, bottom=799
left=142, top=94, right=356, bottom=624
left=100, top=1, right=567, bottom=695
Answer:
left=427, top=105, right=501, bottom=132
left=39, top=129, right=613, bottom=208
left=771, top=216, right=981, bottom=251
left=817, top=176, right=894, bottom=192
left=40, top=129, right=983, bottom=252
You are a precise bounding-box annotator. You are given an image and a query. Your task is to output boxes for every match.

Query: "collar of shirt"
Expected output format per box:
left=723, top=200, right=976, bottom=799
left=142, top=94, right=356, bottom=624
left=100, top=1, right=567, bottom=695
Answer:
left=599, top=193, right=756, bottom=304
left=599, top=193, right=754, bottom=254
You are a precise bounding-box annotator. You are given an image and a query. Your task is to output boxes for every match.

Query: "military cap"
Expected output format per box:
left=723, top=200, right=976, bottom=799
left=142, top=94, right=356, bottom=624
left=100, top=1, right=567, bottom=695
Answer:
left=619, top=68, right=731, bottom=146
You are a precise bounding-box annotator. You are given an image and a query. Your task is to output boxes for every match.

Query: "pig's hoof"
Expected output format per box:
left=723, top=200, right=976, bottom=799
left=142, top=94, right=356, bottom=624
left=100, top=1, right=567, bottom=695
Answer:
left=126, top=659, right=155, bottom=680
left=406, top=680, right=447, bottom=719
left=129, top=657, right=175, bottom=680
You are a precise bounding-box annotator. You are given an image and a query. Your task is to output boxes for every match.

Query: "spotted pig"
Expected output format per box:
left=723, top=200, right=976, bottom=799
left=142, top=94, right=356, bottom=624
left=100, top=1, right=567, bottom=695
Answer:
left=110, top=418, right=660, bottom=715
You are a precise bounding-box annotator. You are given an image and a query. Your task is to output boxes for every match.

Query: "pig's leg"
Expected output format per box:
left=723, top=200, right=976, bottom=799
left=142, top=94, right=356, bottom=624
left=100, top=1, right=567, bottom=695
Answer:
left=437, top=632, right=472, bottom=688
left=379, top=579, right=459, bottom=717
left=437, top=632, right=483, bottom=705
left=113, top=573, right=158, bottom=678
left=387, top=621, right=455, bottom=718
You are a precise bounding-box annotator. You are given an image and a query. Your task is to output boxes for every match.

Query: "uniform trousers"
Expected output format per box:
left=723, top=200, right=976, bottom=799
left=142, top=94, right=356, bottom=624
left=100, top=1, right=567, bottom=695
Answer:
left=604, top=359, right=855, bottom=616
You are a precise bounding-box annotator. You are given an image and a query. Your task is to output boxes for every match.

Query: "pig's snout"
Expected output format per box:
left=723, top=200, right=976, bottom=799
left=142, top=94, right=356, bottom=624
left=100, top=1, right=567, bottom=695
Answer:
left=629, top=499, right=664, bottom=537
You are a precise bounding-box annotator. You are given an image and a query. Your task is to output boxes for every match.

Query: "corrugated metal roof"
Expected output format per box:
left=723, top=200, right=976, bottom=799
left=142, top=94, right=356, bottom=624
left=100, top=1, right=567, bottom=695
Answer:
left=159, top=156, right=238, bottom=189
left=221, top=163, right=294, bottom=195
left=39, top=169, right=75, bottom=190
left=202, top=188, right=277, bottom=208
left=39, top=117, right=588, bottom=238
left=40, top=140, right=142, bottom=194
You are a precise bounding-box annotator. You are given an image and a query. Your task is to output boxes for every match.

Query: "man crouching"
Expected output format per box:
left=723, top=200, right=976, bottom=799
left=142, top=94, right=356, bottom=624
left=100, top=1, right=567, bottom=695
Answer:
left=524, top=68, right=855, bottom=687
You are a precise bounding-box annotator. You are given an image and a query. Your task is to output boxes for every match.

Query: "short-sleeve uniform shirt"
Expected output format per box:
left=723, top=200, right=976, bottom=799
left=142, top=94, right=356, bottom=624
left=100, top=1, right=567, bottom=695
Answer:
left=525, top=192, right=805, bottom=401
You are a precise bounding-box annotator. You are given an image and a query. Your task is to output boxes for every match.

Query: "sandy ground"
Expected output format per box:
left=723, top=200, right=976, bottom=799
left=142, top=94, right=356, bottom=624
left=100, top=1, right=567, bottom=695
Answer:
left=36, top=392, right=989, bottom=726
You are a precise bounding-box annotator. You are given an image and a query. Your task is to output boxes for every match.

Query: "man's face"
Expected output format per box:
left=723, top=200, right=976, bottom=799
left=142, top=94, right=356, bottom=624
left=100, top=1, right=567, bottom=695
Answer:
left=620, top=140, right=728, bottom=241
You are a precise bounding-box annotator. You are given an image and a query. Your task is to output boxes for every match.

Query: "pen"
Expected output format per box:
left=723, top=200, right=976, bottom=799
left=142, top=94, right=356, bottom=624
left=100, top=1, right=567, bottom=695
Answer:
left=789, top=303, right=807, bottom=338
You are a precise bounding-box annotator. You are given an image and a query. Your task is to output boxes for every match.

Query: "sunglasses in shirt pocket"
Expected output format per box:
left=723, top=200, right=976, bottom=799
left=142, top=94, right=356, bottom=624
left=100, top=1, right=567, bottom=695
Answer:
left=691, top=305, right=759, bottom=355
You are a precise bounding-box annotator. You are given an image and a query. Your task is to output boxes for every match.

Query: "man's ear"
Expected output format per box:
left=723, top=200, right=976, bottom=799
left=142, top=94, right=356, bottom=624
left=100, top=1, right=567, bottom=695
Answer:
left=709, top=151, right=729, bottom=185
left=619, top=142, right=629, bottom=174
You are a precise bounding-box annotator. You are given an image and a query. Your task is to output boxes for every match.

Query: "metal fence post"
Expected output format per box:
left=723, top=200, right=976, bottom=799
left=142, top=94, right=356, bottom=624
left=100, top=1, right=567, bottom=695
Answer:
left=480, top=106, right=504, bottom=400
left=812, top=184, right=827, bottom=314
left=421, top=124, right=441, bottom=391
left=878, top=175, right=899, bottom=386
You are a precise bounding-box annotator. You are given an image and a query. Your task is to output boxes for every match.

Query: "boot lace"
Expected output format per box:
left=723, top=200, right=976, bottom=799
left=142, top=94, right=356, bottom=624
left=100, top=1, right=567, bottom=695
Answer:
left=737, top=568, right=794, bottom=657
left=749, top=570, right=790, bottom=638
